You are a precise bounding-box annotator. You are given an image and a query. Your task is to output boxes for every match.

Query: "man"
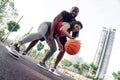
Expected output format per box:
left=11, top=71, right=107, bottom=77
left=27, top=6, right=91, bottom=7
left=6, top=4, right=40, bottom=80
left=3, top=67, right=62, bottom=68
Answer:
left=38, top=6, right=80, bottom=72
left=19, top=6, right=79, bottom=71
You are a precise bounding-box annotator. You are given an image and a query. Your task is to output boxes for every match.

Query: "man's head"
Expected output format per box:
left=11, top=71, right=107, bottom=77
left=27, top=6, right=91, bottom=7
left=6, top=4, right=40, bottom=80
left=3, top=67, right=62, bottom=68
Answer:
left=70, top=6, right=79, bottom=18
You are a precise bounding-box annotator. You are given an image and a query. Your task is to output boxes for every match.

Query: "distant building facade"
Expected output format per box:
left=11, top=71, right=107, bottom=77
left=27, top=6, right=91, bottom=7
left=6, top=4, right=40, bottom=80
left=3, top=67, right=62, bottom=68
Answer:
left=93, top=27, right=116, bottom=79
left=64, top=54, right=84, bottom=64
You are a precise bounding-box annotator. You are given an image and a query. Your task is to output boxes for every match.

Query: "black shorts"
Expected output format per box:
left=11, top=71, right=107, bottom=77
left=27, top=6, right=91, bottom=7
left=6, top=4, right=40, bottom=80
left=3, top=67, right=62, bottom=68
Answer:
left=60, top=36, right=67, bottom=46
left=39, top=37, right=45, bottom=41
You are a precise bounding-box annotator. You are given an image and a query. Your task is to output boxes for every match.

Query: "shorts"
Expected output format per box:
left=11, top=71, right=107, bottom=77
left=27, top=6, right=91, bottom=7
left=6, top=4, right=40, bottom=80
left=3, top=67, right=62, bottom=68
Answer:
left=60, top=36, right=67, bottom=46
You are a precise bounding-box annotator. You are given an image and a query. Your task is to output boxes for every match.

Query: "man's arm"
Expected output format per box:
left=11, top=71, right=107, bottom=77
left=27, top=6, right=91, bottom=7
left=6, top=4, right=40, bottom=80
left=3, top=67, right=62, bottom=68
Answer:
left=55, top=34, right=63, bottom=52
left=50, top=13, right=63, bottom=36
left=48, top=12, right=63, bottom=44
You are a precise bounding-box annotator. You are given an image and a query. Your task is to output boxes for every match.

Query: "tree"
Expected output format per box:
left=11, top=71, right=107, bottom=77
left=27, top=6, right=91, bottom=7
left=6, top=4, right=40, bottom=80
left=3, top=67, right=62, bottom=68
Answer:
left=37, top=42, right=44, bottom=51
left=34, top=42, right=44, bottom=59
left=0, top=0, right=19, bottom=42
left=0, top=0, right=9, bottom=10
left=73, top=63, right=83, bottom=74
left=0, top=0, right=18, bottom=27
left=61, top=59, right=72, bottom=68
left=0, top=28, right=5, bottom=40
left=112, top=71, right=120, bottom=80
left=89, top=63, right=98, bottom=75
left=81, top=64, right=90, bottom=71
left=7, top=20, right=20, bottom=32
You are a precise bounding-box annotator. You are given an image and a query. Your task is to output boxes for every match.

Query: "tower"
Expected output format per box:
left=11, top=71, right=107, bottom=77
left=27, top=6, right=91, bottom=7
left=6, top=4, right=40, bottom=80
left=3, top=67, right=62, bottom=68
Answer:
left=93, top=27, right=116, bottom=79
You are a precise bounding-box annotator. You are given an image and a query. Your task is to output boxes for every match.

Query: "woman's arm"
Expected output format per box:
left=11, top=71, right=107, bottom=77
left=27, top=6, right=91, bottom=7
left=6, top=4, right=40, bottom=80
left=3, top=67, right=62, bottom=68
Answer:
left=60, top=23, right=74, bottom=39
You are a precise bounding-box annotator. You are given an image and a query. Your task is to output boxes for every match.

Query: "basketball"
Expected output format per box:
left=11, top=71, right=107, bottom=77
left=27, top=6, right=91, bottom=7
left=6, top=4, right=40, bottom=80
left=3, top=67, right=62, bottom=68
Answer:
left=64, top=39, right=81, bottom=55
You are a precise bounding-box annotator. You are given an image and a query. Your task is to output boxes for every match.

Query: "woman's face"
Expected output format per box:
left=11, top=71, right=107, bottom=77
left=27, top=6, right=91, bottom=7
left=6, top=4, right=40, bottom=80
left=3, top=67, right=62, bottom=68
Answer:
left=72, top=24, right=81, bottom=32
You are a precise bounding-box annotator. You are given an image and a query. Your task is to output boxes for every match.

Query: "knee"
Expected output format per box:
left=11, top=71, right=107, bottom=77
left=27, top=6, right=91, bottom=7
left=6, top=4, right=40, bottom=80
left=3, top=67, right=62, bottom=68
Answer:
left=52, top=47, right=57, bottom=52
left=39, top=33, right=44, bottom=37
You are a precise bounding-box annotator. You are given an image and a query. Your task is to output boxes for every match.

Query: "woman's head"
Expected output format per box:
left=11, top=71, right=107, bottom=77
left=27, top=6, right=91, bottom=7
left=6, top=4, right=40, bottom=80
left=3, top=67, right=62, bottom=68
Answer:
left=70, top=21, right=83, bottom=31
left=69, top=21, right=83, bottom=38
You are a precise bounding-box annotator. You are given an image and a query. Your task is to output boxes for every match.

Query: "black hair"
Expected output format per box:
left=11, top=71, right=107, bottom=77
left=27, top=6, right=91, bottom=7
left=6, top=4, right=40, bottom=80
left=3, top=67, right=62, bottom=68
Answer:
left=69, top=21, right=83, bottom=30
left=72, top=6, right=79, bottom=11
left=69, top=21, right=83, bottom=38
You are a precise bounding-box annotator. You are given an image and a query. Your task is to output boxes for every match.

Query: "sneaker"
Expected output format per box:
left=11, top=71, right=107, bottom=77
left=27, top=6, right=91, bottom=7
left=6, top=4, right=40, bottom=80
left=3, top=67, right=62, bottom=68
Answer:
left=22, top=51, right=27, bottom=55
left=37, top=62, right=47, bottom=69
left=11, top=43, right=20, bottom=52
left=49, top=68, right=60, bottom=76
left=49, top=68, right=56, bottom=72
left=10, top=43, right=20, bottom=55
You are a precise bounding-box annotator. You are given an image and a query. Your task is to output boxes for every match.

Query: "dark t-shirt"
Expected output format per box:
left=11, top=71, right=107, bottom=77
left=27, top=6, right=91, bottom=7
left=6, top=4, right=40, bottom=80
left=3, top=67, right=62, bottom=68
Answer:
left=60, top=11, right=76, bottom=22
left=53, top=11, right=77, bottom=38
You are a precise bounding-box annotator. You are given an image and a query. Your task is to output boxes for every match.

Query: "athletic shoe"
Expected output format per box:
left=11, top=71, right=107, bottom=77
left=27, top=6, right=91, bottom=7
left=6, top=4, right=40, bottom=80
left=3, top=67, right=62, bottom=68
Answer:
left=37, top=62, right=47, bottom=69
left=9, top=44, right=20, bottom=57
left=49, top=68, right=56, bottom=72
left=10, top=43, right=20, bottom=55
left=22, top=51, right=27, bottom=55
left=11, top=44, right=20, bottom=52
left=49, top=68, right=60, bottom=76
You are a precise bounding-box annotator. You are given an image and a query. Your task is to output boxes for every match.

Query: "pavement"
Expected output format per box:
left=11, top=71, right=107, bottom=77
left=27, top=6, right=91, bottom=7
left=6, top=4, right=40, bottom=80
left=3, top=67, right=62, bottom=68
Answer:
left=0, top=41, right=75, bottom=80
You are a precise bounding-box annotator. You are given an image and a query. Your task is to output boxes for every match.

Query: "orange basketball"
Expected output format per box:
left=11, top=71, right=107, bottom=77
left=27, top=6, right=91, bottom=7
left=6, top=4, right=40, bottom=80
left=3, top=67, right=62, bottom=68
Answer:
left=64, top=39, right=81, bottom=55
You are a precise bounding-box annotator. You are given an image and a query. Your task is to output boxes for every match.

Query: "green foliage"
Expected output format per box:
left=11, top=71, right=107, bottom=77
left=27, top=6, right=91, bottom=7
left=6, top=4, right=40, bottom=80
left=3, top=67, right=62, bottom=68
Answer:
left=112, top=71, right=120, bottom=80
left=0, top=28, right=5, bottom=39
left=28, top=49, right=37, bottom=58
left=7, top=20, right=20, bottom=32
left=0, top=17, right=2, bottom=23
left=0, top=0, right=7, bottom=23
left=0, top=0, right=7, bottom=11
left=81, top=64, right=90, bottom=71
left=9, top=0, right=14, bottom=9
left=0, top=0, right=18, bottom=26
left=73, top=63, right=80, bottom=69
left=85, top=63, right=98, bottom=79
left=61, top=59, right=72, bottom=67
left=86, top=75, right=95, bottom=79
left=37, top=42, right=44, bottom=51
left=28, top=48, right=49, bottom=62
left=89, top=63, right=98, bottom=75
left=73, top=63, right=83, bottom=74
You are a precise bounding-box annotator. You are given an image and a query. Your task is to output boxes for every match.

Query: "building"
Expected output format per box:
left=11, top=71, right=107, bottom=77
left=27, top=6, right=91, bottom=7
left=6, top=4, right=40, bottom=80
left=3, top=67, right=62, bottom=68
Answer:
left=93, top=27, right=116, bottom=79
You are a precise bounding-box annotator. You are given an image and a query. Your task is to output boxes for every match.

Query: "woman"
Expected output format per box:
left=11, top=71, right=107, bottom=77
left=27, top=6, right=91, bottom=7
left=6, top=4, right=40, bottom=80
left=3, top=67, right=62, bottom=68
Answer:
left=54, top=21, right=82, bottom=51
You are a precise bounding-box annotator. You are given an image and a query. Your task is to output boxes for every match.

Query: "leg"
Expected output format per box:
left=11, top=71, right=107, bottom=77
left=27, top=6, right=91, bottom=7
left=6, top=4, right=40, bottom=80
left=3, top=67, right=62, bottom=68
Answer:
left=53, top=36, right=67, bottom=69
left=11, top=22, right=50, bottom=54
left=23, top=39, right=39, bottom=55
left=53, top=51, right=65, bottom=69
left=18, top=22, right=50, bottom=46
left=41, top=39, right=57, bottom=64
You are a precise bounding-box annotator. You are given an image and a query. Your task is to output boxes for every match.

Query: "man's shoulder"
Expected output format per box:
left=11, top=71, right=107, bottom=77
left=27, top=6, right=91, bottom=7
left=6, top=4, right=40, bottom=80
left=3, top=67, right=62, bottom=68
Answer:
left=61, top=10, right=70, bottom=16
left=61, top=10, right=69, bottom=13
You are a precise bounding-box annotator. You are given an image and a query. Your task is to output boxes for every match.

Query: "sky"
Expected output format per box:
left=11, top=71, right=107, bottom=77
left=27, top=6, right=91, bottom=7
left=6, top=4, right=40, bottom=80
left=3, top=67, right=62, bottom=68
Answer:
left=10, top=0, right=120, bottom=77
